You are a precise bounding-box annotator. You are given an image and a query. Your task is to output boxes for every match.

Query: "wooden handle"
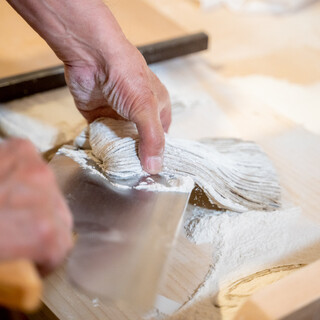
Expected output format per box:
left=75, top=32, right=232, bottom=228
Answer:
left=234, top=259, right=320, bottom=320
left=0, top=259, right=42, bottom=312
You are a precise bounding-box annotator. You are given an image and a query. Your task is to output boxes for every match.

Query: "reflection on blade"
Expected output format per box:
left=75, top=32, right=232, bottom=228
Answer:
left=50, top=154, right=191, bottom=312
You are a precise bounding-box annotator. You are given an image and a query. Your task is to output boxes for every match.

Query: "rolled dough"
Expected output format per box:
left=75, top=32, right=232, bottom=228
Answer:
left=89, top=118, right=280, bottom=212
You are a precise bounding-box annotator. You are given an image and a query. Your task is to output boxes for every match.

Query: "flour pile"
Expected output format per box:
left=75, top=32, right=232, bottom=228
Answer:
left=51, top=79, right=320, bottom=320
left=165, top=205, right=320, bottom=320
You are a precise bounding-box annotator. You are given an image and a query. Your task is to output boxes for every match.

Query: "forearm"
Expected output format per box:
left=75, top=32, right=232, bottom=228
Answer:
left=7, top=0, right=127, bottom=66
left=7, top=0, right=170, bottom=175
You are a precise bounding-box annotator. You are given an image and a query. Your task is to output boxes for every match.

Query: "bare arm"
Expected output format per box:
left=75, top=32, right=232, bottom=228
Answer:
left=7, top=0, right=171, bottom=173
left=7, top=0, right=125, bottom=66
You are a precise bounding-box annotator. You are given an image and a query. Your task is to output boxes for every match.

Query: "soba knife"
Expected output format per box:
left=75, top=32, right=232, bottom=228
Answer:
left=49, top=151, right=192, bottom=312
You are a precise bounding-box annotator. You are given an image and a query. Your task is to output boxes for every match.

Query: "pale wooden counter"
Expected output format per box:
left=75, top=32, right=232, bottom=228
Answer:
left=1, top=0, right=319, bottom=319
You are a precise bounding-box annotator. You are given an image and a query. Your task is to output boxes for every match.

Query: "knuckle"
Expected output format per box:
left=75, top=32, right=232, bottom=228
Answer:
left=130, top=92, right=158, bottom=121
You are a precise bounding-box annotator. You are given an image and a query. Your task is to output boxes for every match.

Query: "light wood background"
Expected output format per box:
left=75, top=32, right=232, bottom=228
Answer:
left=0, top=0, right=186, bottom=78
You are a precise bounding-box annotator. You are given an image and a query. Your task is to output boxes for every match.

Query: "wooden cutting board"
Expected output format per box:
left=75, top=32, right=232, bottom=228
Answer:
left=13, top=82, right=317, bottom=320
left=26, top=234, right=213, bottom=320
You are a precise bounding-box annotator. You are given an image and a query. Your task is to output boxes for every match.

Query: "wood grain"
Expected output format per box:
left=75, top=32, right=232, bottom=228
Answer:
left=235, top=259, right=320, bottom=320
left=6, top=79, right=320, bottom=319
left=1, top=1, right=319, bottom=318
left=26, top=230, right=213, bottom=320
left=4, top=70, right=319, bottom=320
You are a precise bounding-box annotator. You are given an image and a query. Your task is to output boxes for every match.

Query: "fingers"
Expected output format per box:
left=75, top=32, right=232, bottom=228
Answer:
left=133, top=75, right=171, bottom=174
left=65, top=41, right=172, bottom=176
left=0, top=138, right=73, bottom=273
left=133, top=106, right=165, bottom=175
left=154, top=82, right=171, bottom=132
left=160, top=102, right=171, bottom=133
left=131, top=80, right=171, bottom=174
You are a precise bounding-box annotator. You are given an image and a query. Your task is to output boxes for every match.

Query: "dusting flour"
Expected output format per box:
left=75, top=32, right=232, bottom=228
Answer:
left=144, top=60, right=320, bottom=319
left=0, top=108, right=61, bottom=152
left=56, top=84, right=320, bottom=319
left=57, top=146, right=195, bottom=193
left=160, top=205, right=320, bottom=320
left=0, top=88, right=86, bottom=152
left=1, top=48, right=319, bottom=320
left=60, top=116, right=280, bottom=211
left=61, top=117, right=317, bottom=320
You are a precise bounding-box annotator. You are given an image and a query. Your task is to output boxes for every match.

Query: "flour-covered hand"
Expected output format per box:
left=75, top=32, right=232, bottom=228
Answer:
left=65, top=41, right=171, bottom=174
left=0, top=139, right=73, bottom=274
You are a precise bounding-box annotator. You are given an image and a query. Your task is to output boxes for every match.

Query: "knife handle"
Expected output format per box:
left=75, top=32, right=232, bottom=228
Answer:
left=0, top=259, right=42, bottom=312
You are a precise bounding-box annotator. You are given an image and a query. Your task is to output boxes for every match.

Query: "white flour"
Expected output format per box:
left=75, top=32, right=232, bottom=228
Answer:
left=162, top=204, right=320, bottom=320
left=0, top=108, right=61, bottom=152
left=61, top=116, right=313, bottom=320
left=147, top=60, right=320, bottom=319
left=57, top=146, right=195, bottom=193
left=1, top=52, right=319, bottom=320
left=53, top=79, right=319, bottom=319
left=0, top=87, right=86, bottom=152
left=57, top=146, right=107, bottom=181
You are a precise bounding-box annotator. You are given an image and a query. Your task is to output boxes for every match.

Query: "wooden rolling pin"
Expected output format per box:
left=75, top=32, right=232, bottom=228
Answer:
left=0, top=259, right=42, bottom=312
left=234, top=259, right=320, bottom=320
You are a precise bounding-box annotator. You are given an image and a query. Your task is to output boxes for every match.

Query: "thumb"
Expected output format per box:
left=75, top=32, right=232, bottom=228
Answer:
left=133, top=108, right=165, bottom=175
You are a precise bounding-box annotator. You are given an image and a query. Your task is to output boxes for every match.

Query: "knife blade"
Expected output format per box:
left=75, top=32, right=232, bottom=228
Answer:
left=49, top=152, right=191, bottom=312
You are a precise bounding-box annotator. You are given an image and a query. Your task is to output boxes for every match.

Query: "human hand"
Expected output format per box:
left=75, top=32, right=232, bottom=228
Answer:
left=65, top=40, right=171, bottom=174
left=0, top=139, right=73, bottom=274
left=6, top=0, right=171, bottom=174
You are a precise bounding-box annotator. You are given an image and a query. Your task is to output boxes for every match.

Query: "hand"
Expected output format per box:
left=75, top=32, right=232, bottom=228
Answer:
left=6, top=0, right=171, bottom=174
left=0, top=139, right=73, bottom=274
left=65, top=40, right=171, bottom=174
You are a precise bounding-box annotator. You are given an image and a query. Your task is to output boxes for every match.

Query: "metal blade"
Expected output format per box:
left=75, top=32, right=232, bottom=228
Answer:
left=49, top=153, right=191, bottom=312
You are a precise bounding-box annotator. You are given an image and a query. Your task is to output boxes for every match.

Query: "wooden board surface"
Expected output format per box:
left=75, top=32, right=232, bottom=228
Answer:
left=145, top=0, right=320, bottom=84
left=27, top=233, right=213, bottom=320
left=0, top=0, right=185, bottom=78
left=13, top=75, right=317, bottom=320
left=235, top=259, right=320, bottom=320
left=1, top=0, right=319, bottom=319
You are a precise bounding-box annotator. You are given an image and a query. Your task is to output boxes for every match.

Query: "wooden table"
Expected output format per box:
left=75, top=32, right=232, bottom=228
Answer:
left=1, top=0, right=319, bottom=319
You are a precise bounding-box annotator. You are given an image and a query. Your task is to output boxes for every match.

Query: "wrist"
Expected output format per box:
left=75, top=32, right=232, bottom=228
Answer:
left=8, top=0, right=128, bottom=68
left=53, top=6, right=128, bottom=67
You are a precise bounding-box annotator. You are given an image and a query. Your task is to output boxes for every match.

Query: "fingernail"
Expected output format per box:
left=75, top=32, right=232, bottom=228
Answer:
left=146, top=156, right=163, bottom=174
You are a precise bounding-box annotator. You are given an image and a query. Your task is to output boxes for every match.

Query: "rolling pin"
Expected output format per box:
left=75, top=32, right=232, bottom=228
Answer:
left=234, top=259, right=320, bottom=320
left=0, top=259, right=42, bottom=312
